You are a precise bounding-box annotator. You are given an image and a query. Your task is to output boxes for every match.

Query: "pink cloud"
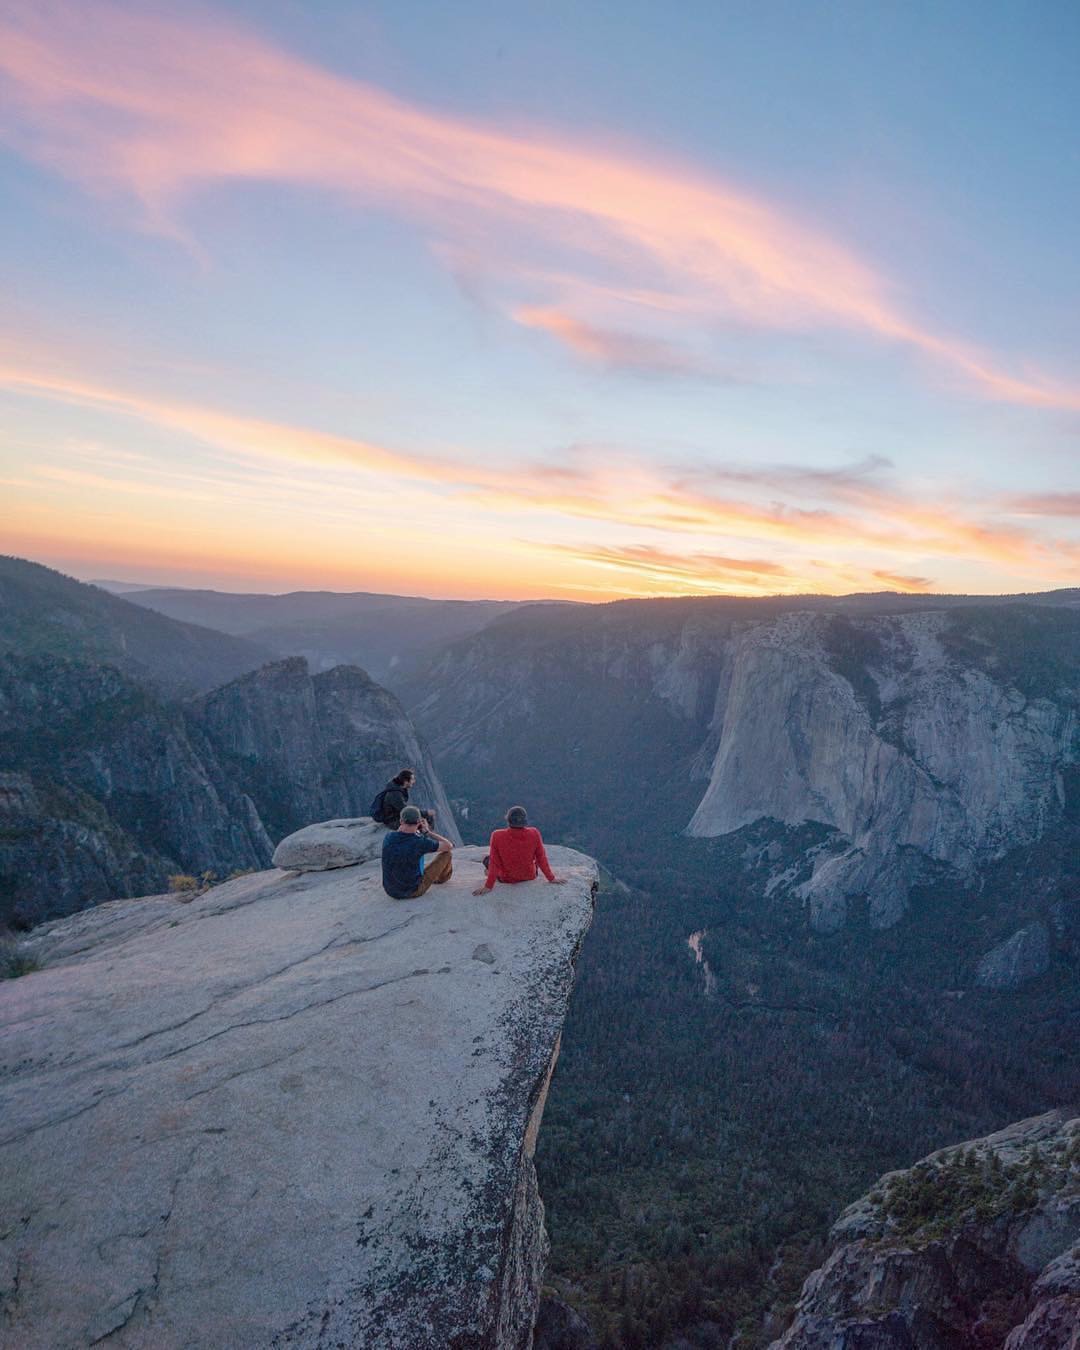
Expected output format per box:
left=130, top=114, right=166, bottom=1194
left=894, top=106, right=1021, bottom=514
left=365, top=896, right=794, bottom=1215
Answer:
left=1008, top=492, right=1080, bottom=517
left=514, top=306, right=724, bottom=376
left=0, top=2, right=1077, bottom=407
left=542, top=546, right=942, bottom=599
left=870, top=568, right=934, bottom=593
left=541, top=542, right=798, bottom=594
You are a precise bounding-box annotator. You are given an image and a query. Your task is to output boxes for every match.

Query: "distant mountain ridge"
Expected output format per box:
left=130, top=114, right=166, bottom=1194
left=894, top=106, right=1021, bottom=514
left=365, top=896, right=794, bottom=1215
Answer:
left=103, top=580, right=528, bottom=683
left=1, top=557, right=272, bottom=695
left=88, top=578, right=163, bottom=593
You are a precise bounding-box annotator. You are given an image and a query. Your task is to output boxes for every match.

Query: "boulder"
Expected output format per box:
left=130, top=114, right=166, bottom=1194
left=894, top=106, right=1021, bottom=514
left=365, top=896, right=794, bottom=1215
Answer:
left=0, top=844, right=598, bottom=1348
left=272, top=815, right=386, bottom=871
left=976, top=921, right=1052, bottom=989
left=533, top=1294, right=598, bottom=1349
left=1005, top=1296, right=1080, bottom=1350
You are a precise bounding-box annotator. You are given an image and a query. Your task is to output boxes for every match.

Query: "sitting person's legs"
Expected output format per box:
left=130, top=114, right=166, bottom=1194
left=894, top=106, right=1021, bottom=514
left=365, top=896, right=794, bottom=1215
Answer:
left=413, top=849, right=453, bottom=896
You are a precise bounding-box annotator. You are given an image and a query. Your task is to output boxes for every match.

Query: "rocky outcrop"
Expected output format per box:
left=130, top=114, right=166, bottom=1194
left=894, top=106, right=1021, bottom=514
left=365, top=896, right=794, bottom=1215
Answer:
left=533, top=1295, right=598, bottom=1349
left=0, top=654, right=454, bottom=928
left=977, top=922, right=1053, bottom=990
left=1007, top=1246, right=1080, bottom=1348
left=191, top=657, right=459, bottom=846
left=0, top=842, right=597, bottom=1347
left=271, top=816, right=386, bottom=870
left=771, top=1110, right=1080, bottom=1349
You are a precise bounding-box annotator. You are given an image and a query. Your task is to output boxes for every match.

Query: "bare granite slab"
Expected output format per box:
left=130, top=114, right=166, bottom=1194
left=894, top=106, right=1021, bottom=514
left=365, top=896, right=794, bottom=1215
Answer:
left=0, top=844, right=597, bottom=1349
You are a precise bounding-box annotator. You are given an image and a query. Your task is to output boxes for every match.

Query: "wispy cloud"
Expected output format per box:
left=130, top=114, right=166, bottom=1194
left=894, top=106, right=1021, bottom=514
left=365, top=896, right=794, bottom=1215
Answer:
left=0, top=351, right=447, bottom=484
left=1, top=2, right=1077, bottom=407
left=544, top=542, right=796, bottom=592
left=514, top=306, right=728, bottom=378
left=870, top=568, right=934, bottom=593
left=1008, top=492, right=1080, bottom=517
left=4, top=344, right=1079, bottom=592
left=538, top=546, right=942, bottom=598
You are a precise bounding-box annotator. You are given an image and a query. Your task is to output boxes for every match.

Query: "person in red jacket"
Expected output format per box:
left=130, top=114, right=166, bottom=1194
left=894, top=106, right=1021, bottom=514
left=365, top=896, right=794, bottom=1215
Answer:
left=473, top=806, right=567, bottom=895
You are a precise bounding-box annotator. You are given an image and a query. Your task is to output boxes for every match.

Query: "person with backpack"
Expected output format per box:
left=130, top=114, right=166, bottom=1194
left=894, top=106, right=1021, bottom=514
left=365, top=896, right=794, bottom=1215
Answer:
left=371, top=769, right=434, bottom=831
left=472, top=806, right=567, bottom=895
left=382, top=805, right=454, bottom=899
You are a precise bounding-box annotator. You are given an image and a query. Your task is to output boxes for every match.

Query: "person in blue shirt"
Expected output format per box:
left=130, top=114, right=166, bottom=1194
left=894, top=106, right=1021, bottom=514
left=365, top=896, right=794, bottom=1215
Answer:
left=381, top=804, right=454, bottom=899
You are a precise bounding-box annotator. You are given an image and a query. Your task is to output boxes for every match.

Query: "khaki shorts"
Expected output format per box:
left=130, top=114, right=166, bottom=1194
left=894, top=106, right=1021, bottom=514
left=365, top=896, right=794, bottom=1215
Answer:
left=406, top=849, right=453, bottom=898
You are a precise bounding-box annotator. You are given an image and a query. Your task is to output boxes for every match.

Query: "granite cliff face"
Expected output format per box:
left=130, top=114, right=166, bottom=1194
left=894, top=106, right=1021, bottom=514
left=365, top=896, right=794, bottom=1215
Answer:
left=0, top=653, right=456, bottom=928
left=0, top=653, right=269, bottom=926
left=408, top=597, right=1079, bottom=933
left=0, top=843, right=598, bottom=1348
left=772, top=1109, right=1080, bottom=1349
left=193, top=656, right=458, bottom=843
left=686, top=609, right=1077, bottom=929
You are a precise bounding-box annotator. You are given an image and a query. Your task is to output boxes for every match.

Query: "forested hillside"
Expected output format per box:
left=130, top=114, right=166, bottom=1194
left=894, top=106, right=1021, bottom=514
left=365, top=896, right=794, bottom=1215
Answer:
left=533, top=817, right=1078, bottom=1345
left=0, top=557, right=271, bottom=694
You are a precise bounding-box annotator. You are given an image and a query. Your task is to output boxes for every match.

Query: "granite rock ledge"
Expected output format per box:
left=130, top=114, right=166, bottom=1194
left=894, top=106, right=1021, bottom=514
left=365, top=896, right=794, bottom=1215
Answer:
left=771, top=1108, right=1080, bottom=1349
left=0, top=842, right=598, bottom=1348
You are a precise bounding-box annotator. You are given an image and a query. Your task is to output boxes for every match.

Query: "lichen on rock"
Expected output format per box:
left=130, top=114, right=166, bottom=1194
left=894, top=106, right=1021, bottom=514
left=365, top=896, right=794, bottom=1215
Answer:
left=772, top=1110, right=1080, bottom=1349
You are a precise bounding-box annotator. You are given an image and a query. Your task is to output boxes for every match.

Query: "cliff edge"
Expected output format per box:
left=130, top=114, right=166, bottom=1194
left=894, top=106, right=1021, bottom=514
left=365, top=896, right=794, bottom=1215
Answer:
left=0, top=843, right=598, bottom=1348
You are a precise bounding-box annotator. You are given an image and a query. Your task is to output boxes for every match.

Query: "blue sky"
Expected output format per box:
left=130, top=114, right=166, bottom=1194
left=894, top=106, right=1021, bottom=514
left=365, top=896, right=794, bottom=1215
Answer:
left=1, top=0, right=1077, bottom=597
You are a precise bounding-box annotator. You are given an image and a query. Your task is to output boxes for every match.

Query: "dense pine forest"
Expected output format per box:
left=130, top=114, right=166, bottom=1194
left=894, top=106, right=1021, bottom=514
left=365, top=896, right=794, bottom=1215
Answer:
left=530, top=811, right=1079, bottom=1346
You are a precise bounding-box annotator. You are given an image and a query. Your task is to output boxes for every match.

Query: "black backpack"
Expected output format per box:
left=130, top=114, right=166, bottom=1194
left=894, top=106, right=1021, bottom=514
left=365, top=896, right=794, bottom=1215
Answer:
left=369, top=788, right=392, bottom=823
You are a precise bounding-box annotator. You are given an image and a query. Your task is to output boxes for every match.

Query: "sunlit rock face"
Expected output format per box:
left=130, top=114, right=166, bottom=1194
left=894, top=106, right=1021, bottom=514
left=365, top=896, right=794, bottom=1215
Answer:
left=771, top=1110, right=1080, bottom=1350
left=0, top=843, right=596, bottom=1348
left=687, top=610, right=1077, bottom=929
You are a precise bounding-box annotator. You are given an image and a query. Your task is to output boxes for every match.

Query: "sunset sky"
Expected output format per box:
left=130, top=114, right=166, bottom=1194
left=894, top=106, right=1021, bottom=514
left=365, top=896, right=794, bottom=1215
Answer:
left=1, top=0, right=1078, bottom=600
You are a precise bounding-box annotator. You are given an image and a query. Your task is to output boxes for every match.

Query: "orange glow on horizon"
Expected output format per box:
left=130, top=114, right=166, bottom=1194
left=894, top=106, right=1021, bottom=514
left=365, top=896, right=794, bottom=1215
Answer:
left=3, top=343, right=1079, bottom=602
